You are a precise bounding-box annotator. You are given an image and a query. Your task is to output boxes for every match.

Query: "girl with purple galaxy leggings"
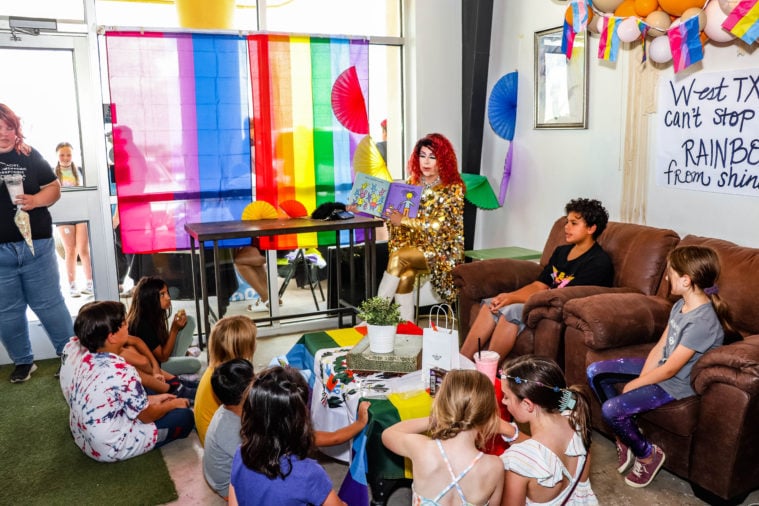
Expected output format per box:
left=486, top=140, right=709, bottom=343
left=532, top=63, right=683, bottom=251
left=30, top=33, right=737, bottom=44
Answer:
left=587, top=245, right=738, bottom=489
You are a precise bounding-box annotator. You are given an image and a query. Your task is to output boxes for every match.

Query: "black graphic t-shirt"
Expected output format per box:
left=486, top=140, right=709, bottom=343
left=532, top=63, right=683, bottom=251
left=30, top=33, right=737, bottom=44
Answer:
left=536, top=243, right=614, bottom=289
left=0, top=147, right=57, bottom=243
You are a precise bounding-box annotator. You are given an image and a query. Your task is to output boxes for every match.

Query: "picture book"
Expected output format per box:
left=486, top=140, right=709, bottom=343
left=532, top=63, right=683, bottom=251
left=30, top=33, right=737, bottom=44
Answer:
left=348, top=173, right=422, bottom=218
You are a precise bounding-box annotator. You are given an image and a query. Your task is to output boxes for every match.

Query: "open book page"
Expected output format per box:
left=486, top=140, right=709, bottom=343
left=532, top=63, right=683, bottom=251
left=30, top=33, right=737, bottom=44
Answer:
left=348, top=173, right=421, bottom=218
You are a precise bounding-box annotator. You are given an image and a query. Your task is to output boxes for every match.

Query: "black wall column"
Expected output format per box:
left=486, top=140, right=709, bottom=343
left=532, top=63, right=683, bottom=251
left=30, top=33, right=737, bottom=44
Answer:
left=461, top=0, right=493, bottom=251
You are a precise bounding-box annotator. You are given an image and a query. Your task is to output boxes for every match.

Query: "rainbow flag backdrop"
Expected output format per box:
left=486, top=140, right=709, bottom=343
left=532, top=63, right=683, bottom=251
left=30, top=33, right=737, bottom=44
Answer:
left=105, top=31, right=369, bottom=254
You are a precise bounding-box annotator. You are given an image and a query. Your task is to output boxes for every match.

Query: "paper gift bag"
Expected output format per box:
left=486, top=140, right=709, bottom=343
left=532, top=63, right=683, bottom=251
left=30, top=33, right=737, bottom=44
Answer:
left=422, top=304, right=460, bottom=374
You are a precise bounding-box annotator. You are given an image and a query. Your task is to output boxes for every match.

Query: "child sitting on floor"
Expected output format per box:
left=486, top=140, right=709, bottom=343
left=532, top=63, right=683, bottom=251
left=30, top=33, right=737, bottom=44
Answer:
left=500, top=355, right=597, bottom=505
left=64, top=301, right=194, bottom=462
left=382, top=369, right=506, bottom=506
left=229, top=366, right=346, bottom=506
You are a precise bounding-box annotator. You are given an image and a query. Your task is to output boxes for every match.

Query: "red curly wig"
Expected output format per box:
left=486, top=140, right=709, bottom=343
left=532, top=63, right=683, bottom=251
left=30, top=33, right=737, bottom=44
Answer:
left=406, top=133, right=463, bottom=186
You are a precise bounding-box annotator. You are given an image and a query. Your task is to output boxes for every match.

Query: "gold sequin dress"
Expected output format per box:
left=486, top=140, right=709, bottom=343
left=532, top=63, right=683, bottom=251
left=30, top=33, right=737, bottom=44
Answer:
left=388, top=181, right=464, bottom=303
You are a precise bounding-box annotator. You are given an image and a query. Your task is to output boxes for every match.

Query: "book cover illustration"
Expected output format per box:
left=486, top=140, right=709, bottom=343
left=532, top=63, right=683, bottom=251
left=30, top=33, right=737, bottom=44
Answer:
left=348, top=173, right=422, bottom=218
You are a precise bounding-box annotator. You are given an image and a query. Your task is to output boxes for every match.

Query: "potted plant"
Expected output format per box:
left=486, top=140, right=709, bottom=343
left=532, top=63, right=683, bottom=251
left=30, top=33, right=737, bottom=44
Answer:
left=357, top=296, right=402, bottom=353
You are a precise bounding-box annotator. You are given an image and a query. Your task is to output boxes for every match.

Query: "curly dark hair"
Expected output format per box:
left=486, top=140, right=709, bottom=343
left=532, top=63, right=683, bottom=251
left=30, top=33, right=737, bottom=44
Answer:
left=406, top=133, right=463, bottom=186
left=239, top=366, right=314, bottom=479
left=565, top=198, right=609, bottom=239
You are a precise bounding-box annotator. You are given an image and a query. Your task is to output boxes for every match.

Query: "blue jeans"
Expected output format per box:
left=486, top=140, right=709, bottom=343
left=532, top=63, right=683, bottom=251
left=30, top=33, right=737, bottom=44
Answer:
left=154, top=407, right=195, bottom=448
left=0, top=238, right=74, bottom=364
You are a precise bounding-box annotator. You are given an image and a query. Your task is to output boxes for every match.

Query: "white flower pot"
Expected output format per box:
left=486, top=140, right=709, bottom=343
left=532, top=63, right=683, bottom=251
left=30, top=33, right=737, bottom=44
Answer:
left=367, top=324, right=396, bottom=353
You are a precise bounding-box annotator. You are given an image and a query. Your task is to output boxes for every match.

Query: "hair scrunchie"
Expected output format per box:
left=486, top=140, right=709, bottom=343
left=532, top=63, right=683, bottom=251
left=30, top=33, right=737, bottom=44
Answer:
left=704, top=285, right=719, bottom=296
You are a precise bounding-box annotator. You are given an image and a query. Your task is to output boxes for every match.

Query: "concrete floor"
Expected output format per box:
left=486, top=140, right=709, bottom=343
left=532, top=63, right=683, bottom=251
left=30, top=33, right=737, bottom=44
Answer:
left=158, top=283, right=759, bottom=505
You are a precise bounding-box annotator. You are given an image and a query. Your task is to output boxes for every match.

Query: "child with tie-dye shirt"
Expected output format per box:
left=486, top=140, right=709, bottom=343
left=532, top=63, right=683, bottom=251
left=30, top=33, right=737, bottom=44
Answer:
left=65, top=301, right=194, bottom=462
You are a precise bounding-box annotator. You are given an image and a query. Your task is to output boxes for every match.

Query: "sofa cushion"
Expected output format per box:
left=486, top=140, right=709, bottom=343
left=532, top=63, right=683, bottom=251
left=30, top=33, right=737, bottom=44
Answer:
left=596, top=222, right=679, bottom=296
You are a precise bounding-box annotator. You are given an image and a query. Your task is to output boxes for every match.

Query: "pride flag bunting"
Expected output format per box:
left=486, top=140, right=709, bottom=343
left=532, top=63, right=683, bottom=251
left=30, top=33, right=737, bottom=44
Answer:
left=722, top=0, right=759, bottom=44
left=570, top=0, right=590, bottom=33
left=561, top=18, right=577, bottom=59
left=669, top=16, right=704, bottom=73
left=598, top=17, right=621, bottom=62
left=637, top=20, right=650, bottom=63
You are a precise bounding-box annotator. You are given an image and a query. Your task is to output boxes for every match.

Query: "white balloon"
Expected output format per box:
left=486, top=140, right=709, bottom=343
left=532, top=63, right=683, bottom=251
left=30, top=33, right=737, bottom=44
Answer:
left=705, top=0, right=736, bottom=42
left=617, top=17, right=642, bottom=43
left=649, top=35, right=673, bottom=63
left=718, top=0, right=740, bottom=15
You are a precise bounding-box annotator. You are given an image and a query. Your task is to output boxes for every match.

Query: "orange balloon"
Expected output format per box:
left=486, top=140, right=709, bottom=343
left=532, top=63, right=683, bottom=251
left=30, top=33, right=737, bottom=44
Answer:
left=658, top=0, right=703, bottom=17
left=615, top=0, right=638, bottom=17
left=634, top=0, right=659, bottom=17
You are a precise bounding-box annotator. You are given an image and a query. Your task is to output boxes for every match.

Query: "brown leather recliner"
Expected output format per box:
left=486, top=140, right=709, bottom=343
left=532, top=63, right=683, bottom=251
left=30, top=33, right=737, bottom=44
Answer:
left=452, top=217, right=679, bottom=367
left=563, top=235, right=759, bottom=504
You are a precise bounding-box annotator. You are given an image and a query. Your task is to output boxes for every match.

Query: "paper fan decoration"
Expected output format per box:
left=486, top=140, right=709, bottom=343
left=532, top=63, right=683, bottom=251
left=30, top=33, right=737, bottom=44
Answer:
left=353, top=135, right=392, bottom=180
left=279, top=199, right=308, bottom=218
left=331, top=66, right=369, bottom=134
left=241, top=201, right=279, bottom=221
left=488, top=71, right=518, bottom=141
left=461, top=173, right=500, bottom=210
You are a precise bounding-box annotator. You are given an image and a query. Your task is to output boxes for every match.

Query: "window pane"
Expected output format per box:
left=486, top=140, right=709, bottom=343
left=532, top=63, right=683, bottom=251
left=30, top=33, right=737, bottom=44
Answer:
left=95, top=0, right=259, bottom=30
left=0, top=48, right=84, bottom=182
left=368, top=44, right=403, bottom=179
left=3, top=0, right=84, bottom=21
left=265, top=0, right=401, bottom=37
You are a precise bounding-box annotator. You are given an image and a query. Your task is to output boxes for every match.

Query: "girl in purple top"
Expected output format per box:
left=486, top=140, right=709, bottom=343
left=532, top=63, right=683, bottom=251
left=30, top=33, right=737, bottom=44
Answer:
left=229, top=366, right=345, bottom=506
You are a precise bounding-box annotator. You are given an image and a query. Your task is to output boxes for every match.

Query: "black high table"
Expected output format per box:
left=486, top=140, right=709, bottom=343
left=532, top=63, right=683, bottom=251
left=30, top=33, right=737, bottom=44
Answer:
left=184, top=216, right=384, bottom=348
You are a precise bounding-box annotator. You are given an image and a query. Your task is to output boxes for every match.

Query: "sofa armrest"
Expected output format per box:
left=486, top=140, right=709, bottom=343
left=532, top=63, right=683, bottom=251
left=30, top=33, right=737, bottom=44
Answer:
left=523, top=286, right=638, bottom=328
left=453, top=258, right=543, bottom=301
left=563, top=293, right=673, bottom=351
left=692, top=335, right=759, bottom=396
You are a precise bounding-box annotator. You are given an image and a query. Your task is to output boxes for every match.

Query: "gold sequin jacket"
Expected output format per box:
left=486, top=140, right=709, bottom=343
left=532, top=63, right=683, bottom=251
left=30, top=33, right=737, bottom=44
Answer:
left=388, top=182, right=465, bottom=303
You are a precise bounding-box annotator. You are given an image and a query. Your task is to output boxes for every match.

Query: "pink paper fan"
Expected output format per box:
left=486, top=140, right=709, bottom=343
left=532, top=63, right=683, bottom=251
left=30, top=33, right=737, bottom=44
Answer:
left=331, top=66, right=369, bottom=134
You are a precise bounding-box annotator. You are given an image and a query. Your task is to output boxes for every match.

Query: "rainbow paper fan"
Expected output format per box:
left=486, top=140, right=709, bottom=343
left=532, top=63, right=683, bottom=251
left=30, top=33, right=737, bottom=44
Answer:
left=461, top=173, right=500, bottom=210
left=279, top=199, right=309, bottom=218
left=241, top=201, right=279, bottom=221
left=488, top=71, right=518, bottom=141
left=331, top=66, right=369, bottom=134
left=353, top=135, right=392, bottom=180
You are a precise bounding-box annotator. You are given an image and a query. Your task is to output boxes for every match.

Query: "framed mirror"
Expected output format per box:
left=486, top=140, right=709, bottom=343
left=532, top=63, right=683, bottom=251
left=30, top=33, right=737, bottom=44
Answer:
left=534, top=26, right=589, bottom=129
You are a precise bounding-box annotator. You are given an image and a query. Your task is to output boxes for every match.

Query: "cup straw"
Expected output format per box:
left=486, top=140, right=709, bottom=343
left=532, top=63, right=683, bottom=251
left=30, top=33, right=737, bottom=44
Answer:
left=477, top=337, right=482, bottom=360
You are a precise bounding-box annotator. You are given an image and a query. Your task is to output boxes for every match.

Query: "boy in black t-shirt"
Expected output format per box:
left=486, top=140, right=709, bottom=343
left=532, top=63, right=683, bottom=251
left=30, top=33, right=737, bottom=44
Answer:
left=460, top=198, right=614, bottom=361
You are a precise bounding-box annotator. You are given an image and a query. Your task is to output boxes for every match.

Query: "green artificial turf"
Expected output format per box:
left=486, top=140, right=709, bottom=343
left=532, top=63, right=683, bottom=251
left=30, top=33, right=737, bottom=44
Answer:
left=0, top=358, right=178, bottom=505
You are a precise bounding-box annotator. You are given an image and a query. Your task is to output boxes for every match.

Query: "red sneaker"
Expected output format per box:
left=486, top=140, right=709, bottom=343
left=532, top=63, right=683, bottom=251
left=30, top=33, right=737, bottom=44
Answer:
left=616, top=440, right=633, bottom=474
left=625, top=445, right=666, bottom=488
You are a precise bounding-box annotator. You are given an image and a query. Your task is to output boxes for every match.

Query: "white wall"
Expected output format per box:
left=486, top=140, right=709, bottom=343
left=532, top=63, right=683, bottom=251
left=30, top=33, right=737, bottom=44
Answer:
left=477, top=0, right=759, bottom=250
left=404, top=0, right=463, bottom=158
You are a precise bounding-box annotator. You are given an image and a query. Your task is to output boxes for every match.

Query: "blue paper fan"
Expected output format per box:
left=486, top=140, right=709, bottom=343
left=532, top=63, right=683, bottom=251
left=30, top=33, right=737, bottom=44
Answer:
left=488, top=71, right=518, bottom=141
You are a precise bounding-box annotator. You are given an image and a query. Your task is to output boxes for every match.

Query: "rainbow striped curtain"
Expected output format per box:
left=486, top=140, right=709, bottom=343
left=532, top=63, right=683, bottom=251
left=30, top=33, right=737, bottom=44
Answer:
left=106, top=32, right=253, bottom=253
left=248, top=35, right=368, bottom=249
left=105, top=31, right=369, bottom=254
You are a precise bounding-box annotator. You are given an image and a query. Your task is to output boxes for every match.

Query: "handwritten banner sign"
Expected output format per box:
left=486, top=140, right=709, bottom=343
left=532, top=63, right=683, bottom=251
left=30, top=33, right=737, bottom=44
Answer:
left=656, top=68, right=759, bottom=197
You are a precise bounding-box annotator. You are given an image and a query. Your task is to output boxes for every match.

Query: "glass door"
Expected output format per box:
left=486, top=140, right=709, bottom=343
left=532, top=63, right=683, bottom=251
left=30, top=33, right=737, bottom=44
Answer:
left=0, top=33, right=115, bottom=362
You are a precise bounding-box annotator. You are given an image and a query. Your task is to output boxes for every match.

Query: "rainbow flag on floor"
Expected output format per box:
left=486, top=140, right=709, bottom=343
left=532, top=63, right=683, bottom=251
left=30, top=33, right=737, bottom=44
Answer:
left=668, top=15, right=704, bottom=73
left=722, top=0, right=759, bottom=44
left=106, top=32, right=253, bottom=254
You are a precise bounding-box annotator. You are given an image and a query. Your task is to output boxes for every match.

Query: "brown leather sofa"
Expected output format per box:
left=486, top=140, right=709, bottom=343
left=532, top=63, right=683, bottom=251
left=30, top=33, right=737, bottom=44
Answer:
left=563, top=235, right=759, bottom=504
left=452, top=217, right=679, bottom=366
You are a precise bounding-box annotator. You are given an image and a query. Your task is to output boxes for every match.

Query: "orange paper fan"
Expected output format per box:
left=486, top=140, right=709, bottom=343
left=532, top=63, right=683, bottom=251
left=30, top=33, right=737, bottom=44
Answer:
left=331, top=66, right=369, bottom=134
left=279, top=199, right=308, bottom=218
left=241, top=201, right=279, bottom=221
